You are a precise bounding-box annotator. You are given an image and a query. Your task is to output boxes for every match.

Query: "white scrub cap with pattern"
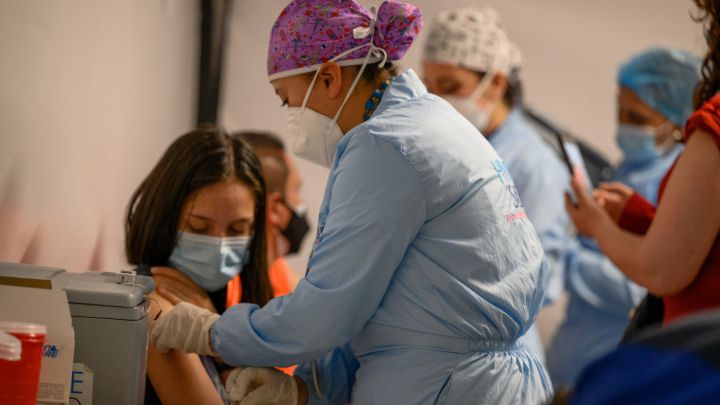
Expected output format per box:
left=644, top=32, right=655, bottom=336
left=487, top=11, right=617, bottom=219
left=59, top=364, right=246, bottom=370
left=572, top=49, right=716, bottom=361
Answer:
left=423, top=6, right=523, bottom=75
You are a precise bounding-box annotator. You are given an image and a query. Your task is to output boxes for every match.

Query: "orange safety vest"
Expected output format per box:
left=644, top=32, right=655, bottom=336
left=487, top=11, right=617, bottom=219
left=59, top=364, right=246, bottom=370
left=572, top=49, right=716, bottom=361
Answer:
left=225, top=258, right=297, bottom=375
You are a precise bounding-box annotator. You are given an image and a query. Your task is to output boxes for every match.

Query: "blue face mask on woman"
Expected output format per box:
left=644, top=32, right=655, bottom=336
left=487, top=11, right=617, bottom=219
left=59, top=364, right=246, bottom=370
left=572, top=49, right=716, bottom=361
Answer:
left=169, top=231, right=252, bottom=292
left=616, top=122, right=678, bottom=164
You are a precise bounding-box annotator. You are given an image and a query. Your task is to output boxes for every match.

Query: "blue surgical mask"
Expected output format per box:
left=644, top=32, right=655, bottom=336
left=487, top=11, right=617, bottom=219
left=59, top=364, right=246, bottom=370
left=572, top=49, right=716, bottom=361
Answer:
left=616, top=123, right=676, bottom=164
left=168, top=231, right=251, bottom=292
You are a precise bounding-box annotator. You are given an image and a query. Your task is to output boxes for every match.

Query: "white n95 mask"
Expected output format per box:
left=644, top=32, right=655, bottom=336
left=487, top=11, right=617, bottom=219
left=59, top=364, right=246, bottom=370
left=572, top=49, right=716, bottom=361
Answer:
left=286, top=105, right=344, bottom=169
left=168, top=231, right=251, bottom=292
left=285, top=23, right=389, bottom=168
left=443, top=67, right=497, bottom=133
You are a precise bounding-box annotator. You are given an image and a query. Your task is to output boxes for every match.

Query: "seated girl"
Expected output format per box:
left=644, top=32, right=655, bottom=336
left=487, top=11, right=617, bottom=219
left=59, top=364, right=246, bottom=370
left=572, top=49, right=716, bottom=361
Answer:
left=125, top=126, right=273, bottom=404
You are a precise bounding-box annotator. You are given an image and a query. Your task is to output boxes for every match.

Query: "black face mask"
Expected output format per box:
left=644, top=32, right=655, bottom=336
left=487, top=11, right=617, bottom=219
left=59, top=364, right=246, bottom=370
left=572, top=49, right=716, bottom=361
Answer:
left=281, top=203, right=310, bottom=255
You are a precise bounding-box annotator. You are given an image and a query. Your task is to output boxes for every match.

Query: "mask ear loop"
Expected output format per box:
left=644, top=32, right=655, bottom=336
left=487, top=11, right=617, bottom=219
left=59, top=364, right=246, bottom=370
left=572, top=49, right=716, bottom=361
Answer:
left=468, top=65, right=497, bottom=102
left=469, top=44, right=510, bottom=101
left=300, top=4, right=385, bottom=113
left=301, top=70, right=321, bottom=112
left=298, top=9, right=387, bottom=163
left=298, top=0, right=391, bottom=110
left=318, top=6, right=389, bottom=164
left=331, top=5, right=385, bottom=124
left=654, top=120, right=678, bottom=138
left=655, top=120, right=682, bottom=153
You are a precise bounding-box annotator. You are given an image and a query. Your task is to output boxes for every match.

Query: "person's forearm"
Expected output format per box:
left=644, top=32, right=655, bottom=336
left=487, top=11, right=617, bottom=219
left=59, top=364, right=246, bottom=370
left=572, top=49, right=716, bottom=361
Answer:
left=295, top=376, right=308, bottom=405
left=593, top=218, right=658, bottom=294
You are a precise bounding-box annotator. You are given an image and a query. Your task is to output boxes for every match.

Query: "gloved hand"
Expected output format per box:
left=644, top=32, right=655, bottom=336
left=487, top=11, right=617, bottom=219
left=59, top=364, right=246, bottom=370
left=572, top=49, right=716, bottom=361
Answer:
left=150, top=302, right=219, bottom=355
left=226, top=367, right=299, bottom=405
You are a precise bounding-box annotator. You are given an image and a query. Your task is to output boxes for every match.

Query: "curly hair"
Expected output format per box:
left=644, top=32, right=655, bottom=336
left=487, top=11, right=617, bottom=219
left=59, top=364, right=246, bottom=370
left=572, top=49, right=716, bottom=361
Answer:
left=693, top=0, right=720, bottom=107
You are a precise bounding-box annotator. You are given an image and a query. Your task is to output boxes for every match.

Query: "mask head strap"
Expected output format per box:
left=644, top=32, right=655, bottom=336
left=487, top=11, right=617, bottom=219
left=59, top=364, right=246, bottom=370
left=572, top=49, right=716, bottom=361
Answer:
left=468, top=45, right=511, bottom=100
left=300, top=4, right=389, bottom=124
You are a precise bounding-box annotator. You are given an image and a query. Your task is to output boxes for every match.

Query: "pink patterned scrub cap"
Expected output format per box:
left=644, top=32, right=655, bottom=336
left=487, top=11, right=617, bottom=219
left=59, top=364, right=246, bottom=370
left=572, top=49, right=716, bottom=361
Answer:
left=267, top=0, right=423, bottom=81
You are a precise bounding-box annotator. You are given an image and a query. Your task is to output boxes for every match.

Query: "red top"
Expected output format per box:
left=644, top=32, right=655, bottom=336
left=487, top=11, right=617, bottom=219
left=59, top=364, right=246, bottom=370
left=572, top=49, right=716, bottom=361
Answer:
left=619, top=94, right=720, bottom=324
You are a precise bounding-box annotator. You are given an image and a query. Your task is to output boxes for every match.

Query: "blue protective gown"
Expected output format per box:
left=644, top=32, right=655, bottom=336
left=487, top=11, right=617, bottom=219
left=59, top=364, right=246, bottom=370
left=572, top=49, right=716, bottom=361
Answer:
left=489, top=109, right=572, bottom=305
left=211, top=70, right=553, bottom=404
left=488, top=109, right=573, bottom=365
left=547, top=145, right=684, bottom=388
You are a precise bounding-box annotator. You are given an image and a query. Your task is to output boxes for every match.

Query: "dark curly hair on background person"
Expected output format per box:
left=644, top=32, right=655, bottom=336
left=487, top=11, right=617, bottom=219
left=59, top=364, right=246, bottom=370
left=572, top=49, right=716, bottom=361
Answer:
left=694, top=0, right=720, bottom=107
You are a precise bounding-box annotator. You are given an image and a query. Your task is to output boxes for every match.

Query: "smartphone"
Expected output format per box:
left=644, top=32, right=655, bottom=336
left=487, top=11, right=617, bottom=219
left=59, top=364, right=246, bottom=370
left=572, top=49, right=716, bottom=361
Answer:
left=564, top=143, right=593, bottom=188
left=554, top=131, right=575, bottom=177
left=554, top=131, right=593, bottom=204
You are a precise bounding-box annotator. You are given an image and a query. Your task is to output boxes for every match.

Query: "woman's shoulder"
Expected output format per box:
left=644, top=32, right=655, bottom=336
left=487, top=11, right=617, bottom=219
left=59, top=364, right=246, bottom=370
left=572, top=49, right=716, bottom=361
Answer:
left=685, top=94, right=720, bottom=151
left=149, top=288, right=174, bottom=318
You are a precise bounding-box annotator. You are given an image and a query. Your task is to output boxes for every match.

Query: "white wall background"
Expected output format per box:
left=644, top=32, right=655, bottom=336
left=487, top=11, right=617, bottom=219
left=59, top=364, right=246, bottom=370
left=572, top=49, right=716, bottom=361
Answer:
left=0, top=0, right=198, bottom=272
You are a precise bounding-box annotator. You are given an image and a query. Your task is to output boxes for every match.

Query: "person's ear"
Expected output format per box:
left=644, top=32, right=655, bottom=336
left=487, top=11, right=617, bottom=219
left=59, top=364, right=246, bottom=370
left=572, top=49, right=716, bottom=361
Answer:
left=317, top=61, right=344, bottom=99
left=489, top=73, right=509, bottom=103
left=266, top=191, right=285, bottom=227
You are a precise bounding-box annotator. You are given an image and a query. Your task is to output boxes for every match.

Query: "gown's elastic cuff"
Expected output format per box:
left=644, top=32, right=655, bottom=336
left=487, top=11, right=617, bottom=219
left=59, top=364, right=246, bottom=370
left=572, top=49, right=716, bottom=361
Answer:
left=210, top=321, right=223, bottom=359
left=295, top=367, right=327, bottom=405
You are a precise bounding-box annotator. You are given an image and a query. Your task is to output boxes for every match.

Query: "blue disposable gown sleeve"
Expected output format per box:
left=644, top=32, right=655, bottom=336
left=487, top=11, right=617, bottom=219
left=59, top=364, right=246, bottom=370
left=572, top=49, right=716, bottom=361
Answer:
left=294, top=343, right=360, bottom=405
left=210, top=133, right=427, bottom=367
left=565, top=238, right=646, bottom=317
left=512, top=158, right=570, bottom=305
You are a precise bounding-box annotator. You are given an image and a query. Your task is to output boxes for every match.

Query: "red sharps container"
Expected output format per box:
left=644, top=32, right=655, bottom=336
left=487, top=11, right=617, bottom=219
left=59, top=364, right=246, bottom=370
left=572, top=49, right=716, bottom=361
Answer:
left=0, top=321, right=47, bottom=405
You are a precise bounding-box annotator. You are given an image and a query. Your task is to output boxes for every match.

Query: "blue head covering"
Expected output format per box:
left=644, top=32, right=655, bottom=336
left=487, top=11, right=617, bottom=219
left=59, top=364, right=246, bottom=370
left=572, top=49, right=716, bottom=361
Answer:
left=618, top=48, right=701, bottom=126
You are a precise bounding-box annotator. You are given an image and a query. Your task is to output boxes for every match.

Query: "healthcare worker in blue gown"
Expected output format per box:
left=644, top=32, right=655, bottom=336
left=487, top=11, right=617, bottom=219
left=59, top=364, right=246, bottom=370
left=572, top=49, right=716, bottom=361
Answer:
left=422, top=7, right=572, bottom=365
left=151, top=1, right=552, bottom=404
left=547, top=48, right=701, bottom=389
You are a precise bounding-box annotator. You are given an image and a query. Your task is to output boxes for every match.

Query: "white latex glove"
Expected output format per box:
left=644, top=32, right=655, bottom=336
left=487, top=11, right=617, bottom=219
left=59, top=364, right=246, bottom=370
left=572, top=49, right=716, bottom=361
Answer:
left=150, top=302, right=219, bottom=355
left=226, top=367, right=299, bottom=405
